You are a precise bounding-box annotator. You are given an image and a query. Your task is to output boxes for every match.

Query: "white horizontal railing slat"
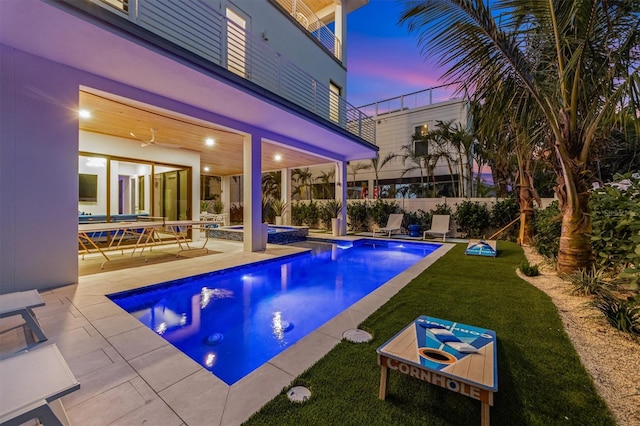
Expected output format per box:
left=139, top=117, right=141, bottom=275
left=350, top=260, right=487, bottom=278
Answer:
left=92, top=0, right=375, bottom=144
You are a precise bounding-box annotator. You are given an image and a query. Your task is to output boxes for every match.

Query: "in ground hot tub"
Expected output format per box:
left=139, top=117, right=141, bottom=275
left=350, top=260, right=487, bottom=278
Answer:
left=208, top=225, right=308, bottom=244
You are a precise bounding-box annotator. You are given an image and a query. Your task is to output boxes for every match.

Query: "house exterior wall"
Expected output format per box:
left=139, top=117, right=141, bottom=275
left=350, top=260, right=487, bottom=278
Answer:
left=364, top=98, right=468, bottom=183
left=1, top=46, right=80, bottom=292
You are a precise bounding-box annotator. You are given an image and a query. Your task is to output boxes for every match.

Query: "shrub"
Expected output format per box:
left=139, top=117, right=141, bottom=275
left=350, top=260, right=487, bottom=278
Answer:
left=589, top=173, right=640, bottom=276
left=347, top=201, right=370, bottom=232
left=291, top=202, right=304, bottom=226
left=369, top=199, right=399, bottom=228
left=594, top=295, right=640, bottom=335
left=519, top=261, right=540, bottom=277
left=491, top=197, right=520, bottom=241
left=567, top=265, right=616, bottom=297
left=303, top=200, right=320, bottom=228
left=533, top=200, right=561, bottom=259
left=454, top=200, right=491, bottom=238
left=400, top=209, right=432, bottom=231
left=432, top=203, right=453, bottom=216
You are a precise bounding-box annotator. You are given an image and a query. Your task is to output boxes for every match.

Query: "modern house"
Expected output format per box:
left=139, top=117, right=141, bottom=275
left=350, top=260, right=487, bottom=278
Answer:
left=0, top=0, right=378, bottom=294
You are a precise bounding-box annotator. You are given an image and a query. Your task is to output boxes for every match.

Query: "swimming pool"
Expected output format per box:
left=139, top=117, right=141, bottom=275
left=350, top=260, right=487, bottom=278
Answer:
left=108, top=239, right=440, bottom=385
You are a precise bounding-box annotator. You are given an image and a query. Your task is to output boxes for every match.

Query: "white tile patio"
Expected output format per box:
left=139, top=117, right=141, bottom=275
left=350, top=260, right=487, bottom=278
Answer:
left=0, top=234, right=452, bottom=425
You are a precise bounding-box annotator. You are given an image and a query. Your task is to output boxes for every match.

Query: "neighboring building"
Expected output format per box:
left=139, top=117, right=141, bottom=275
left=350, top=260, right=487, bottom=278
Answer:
left=358, top=88, right=470, bottom=198
left=300, top=87, right=471, bottom=200
left=0, top=0, right=377, bottom=293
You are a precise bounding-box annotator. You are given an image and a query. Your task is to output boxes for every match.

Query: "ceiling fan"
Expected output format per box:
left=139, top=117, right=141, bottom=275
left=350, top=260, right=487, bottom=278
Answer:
left=129, top=128, right=181, bottom=149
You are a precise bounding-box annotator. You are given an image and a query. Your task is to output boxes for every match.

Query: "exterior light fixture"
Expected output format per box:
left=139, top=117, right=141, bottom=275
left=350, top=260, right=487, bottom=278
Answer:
left=78, top=109, right=91, bottom=119
left=274, top=154, right=282, bottom=161
left=204, top=166, right=210, bottom=172
left=205, top=138, right=215, bottom=146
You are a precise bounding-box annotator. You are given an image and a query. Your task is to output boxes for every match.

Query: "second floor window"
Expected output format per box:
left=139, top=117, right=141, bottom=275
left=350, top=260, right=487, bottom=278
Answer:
left=414, top=125, right=429, bottom=156
left=329, top=83, right=341, bottom=124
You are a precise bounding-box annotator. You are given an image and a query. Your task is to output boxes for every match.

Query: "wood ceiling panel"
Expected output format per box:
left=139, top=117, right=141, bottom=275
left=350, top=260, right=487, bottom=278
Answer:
left=79, top=91, right=330, bottom=176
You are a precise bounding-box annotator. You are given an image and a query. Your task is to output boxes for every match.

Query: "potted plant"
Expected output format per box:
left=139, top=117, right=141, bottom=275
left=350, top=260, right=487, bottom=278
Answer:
left=326, top=199, right=343, bottom=236
left=271, top=198, right=288, bottom=225
left=200, top=200, right=209, bottom=215
left=212, top=199, right=225, bottom=214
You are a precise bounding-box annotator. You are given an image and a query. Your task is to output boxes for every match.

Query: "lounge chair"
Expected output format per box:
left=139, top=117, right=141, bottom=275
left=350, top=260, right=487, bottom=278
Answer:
left=423, top=215, right=451, bottom=242
left=373, top=213, right=404, bottom=238
left=0, top=344, right=80, bottom=426
left=0, top=290, right=47, bottom=342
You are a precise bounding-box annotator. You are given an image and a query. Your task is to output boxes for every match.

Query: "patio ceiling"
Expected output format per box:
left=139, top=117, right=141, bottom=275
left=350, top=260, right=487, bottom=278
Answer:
left=1, top=0, right=377, bottom=178
left=79, top=91, right=334, bottom=176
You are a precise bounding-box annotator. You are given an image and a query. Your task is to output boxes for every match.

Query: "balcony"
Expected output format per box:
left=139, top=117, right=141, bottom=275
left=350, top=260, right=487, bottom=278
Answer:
left=90, top=0, right=375, bottom=145
left=270, top=0, right=341, bottom=61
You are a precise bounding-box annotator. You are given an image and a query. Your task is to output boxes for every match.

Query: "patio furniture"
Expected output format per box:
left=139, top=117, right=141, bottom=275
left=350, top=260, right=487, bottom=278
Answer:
left=0, top=344, right=80, bottom=426
left=0, top=290, right=47, bottom=343
left=423, top=215, right=451, bottom=241
left=373, top=214, right=404, bottom=238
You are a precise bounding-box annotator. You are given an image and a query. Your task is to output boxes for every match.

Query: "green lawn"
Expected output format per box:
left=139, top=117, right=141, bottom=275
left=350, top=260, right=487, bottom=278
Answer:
left=244, top=242, right=614, bottom=425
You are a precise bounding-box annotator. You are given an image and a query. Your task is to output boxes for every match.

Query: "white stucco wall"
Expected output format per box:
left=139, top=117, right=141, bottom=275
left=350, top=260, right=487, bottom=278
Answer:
left=1, top=45, right=80, bottom=292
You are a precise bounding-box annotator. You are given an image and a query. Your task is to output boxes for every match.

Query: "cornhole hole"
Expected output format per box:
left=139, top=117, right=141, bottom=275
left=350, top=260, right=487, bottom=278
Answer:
left=465, top=239, right=497, bottom=257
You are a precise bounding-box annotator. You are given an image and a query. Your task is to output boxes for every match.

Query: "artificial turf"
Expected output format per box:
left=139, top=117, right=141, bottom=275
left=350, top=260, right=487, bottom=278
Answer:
left=244, top=242, right=615, bottom=425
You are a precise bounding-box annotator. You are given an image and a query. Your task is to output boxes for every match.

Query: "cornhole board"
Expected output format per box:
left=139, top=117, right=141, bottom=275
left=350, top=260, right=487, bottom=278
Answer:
left=465, top=239, right=497, bottom=257
left=377, top=316, right=497, bottom=426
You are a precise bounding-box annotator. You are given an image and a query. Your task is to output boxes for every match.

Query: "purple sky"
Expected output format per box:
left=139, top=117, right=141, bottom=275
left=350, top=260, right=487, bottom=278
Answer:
left=346, top=0, right=448, bottom=107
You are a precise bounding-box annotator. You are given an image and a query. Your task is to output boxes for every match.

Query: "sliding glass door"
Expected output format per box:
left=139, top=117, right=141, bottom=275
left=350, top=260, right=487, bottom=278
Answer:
left=78, top=153, right=191, bottom=222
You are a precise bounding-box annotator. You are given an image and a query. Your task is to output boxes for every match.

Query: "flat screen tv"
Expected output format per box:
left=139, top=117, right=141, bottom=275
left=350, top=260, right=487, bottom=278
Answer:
left=79, top=173, right=98, bottom=202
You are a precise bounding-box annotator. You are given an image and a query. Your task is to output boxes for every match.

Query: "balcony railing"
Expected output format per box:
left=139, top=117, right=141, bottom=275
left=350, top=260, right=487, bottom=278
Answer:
left=93, top=0, right=374, bottom=145
left=358, top=85, right=463, bottom=117
left=271, top=0, right=341, bottom=61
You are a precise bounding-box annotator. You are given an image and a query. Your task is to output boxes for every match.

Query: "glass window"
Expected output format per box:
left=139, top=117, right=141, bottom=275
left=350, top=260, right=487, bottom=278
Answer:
left=414, top=124, right=429, bottom=156
left=329, top=82, right=341, bottom=123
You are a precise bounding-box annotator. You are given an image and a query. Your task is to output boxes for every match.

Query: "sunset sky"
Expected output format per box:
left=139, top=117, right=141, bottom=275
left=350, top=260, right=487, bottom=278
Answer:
left=346, top=0, right=449, bottom=107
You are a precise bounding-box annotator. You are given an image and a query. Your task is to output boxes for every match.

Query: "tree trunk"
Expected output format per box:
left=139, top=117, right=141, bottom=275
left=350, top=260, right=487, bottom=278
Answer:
left=518, top=184, right=536, bottom=245
left=556, top=190, right=594, bottom=274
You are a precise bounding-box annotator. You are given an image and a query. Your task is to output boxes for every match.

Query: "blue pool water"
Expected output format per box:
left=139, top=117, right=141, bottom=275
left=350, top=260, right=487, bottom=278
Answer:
left=108, top=239, right=440, bottom=385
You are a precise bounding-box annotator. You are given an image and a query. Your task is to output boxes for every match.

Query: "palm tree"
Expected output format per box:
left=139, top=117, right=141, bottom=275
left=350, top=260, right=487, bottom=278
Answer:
left=433, top=120, right=475, bottom=197
left=348, top=162, right=372, bottom=198
left=261, top=171, right=281, bottom=201
left=400, top=0, right=640, bottom=273
left=291, top=168, right=314, bottom=200
left=317, top=169, right=335, bottom=199
left=370, top=152, right=396, bottom=198
left=398, top=136, right=439, bottom=197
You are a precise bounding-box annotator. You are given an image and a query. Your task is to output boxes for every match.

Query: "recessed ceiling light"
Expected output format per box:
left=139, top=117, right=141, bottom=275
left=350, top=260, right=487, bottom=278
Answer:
left=274, top=154, right=282, bottom=161
left=205, top=138, right=215, bottom=146
left=204, top=166, right=210, bottom=172
left=79, top=109, right=91, bottom=119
